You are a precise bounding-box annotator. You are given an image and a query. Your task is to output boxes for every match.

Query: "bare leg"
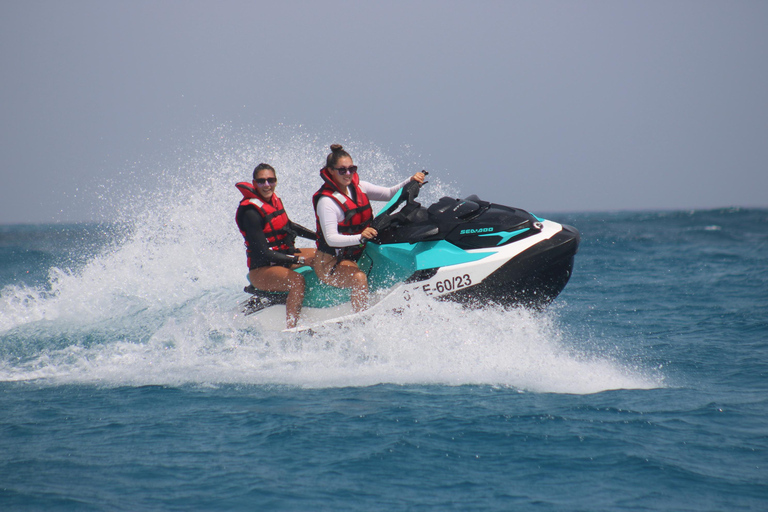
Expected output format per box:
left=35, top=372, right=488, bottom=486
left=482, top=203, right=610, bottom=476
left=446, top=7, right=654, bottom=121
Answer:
left=313, top=252, right=369, bottom=312
left=248, top=266, right=306, bottom=329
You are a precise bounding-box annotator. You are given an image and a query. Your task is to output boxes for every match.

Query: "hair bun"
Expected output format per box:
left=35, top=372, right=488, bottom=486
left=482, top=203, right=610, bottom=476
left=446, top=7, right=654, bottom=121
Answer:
left=330, top=144, right=344, bottom=152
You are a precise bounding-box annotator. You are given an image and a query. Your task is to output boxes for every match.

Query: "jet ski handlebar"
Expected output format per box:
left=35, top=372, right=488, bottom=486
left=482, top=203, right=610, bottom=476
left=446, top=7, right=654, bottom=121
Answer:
left=370, top=171, right=428, bottom=233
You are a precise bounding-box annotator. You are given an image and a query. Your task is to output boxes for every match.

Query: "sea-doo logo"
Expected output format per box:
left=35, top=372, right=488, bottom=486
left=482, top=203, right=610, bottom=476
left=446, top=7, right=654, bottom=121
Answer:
left=460, top=227, right=494, bottom=235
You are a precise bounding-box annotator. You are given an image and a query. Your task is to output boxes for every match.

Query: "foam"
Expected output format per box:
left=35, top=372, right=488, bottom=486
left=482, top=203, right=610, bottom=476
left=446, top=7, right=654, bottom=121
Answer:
left=0, top=125, right=662, bottom=393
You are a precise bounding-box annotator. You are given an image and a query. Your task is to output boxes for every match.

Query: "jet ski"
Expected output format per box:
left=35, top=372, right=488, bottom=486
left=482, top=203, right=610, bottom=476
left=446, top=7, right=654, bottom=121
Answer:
left=241, top=174, right=579, bottom=324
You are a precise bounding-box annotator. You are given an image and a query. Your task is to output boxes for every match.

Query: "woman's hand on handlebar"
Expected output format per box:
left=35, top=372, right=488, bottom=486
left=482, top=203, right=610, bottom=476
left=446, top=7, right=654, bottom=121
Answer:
left=360, top=227, right=378, bottom=240
left=410, top=172, right=426, bottom=184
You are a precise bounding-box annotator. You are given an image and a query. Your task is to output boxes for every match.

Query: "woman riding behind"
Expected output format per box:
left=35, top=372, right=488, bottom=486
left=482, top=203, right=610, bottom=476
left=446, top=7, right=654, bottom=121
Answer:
left=235, top=163, right=316, bottom=328
left=312, top=144, right=425, bottom=312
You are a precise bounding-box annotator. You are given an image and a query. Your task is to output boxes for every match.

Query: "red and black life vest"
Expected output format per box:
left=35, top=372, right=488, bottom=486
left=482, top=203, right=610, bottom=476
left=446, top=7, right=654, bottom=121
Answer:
left=312, top=168, right=373, bottom=260
left=235, top=182, right=293, bottom=267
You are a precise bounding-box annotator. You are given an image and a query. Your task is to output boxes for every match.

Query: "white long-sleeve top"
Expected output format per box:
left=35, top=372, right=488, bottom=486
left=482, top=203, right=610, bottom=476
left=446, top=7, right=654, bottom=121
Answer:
left=316, top=178, right=411, bottom=248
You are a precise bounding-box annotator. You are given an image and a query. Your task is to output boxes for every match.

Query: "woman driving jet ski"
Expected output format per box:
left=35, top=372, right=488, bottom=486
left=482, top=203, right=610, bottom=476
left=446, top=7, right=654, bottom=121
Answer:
left=312, top=144, right=425, bottom=312
left=235, top=163, right=317, bottom=328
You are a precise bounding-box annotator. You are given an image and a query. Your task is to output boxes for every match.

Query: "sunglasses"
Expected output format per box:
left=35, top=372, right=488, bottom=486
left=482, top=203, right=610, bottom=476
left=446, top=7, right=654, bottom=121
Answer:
left=255, top=177, right=277, bottom=186
left=332, top=165, right=358, bottom=175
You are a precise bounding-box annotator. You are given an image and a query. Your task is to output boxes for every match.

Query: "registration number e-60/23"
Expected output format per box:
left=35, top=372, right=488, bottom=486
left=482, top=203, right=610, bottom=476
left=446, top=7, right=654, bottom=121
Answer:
left=422, top=274, right=472, bottom=296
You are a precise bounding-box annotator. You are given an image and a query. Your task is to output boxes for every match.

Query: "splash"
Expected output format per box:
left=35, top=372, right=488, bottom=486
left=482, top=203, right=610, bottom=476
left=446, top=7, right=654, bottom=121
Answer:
left=0, top=125, right=660, bottom=393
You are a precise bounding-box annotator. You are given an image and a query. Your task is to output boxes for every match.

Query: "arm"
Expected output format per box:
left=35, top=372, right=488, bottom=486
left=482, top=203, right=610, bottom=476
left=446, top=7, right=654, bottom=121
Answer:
left=316, top=196, right=366, bottom=248
left=359, top=178, right=411, bottom=202
left=241, top=209, right=299, bottom=266
left=288, top=220, right=317, bottom=241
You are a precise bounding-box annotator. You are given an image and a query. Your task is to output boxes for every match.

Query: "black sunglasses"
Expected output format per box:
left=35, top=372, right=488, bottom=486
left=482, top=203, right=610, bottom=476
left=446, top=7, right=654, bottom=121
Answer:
left=255, top=177, right=277, bottom=186
left=332, top=165, right=358, bottom=175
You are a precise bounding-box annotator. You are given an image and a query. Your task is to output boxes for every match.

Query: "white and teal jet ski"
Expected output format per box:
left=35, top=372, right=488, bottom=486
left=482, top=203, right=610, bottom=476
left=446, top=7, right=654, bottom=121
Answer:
left=241, top=175, right=579, bottom=327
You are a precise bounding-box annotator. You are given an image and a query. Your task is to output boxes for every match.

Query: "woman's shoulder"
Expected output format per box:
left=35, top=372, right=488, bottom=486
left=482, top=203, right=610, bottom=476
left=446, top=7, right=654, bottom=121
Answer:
left=315, top=195, right=343, bottom=214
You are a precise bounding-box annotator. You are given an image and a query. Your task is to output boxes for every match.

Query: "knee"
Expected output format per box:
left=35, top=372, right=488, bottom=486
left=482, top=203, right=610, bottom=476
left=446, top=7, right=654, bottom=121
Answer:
left=352, top=271, right=368, bottom=288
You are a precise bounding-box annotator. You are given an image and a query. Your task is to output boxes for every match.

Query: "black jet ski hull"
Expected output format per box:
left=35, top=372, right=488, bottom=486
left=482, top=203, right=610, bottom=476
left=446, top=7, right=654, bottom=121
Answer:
left=437, top=224, right=579, bottom=308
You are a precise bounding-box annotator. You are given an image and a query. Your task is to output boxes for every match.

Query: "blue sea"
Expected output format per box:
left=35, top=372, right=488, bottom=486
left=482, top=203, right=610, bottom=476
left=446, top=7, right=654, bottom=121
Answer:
left=1, top=145, right=767, bottom=510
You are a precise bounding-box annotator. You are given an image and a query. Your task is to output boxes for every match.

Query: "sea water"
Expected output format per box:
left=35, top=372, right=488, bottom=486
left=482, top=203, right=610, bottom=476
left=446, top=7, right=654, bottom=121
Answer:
left=1, top=132, right=766, bottom=510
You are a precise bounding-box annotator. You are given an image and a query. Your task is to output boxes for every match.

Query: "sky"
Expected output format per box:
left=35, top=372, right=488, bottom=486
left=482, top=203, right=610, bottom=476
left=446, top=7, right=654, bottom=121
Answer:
left=2, top=0, right=767, bottom=224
